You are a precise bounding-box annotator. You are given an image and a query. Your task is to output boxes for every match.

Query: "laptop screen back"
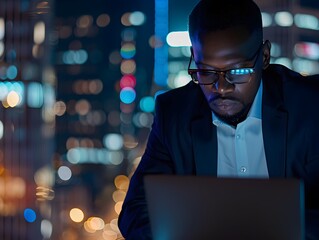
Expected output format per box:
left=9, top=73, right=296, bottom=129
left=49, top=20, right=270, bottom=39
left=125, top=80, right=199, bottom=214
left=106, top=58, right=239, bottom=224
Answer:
left=144, top=175, right=305, bottom=240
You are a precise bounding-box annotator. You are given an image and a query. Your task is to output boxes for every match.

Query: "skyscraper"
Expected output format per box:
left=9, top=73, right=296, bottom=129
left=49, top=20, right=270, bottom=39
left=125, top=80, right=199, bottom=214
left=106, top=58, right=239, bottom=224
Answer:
left=52, top=1, right=155, bottom=239
left=0, top=0, right=55, bottom=239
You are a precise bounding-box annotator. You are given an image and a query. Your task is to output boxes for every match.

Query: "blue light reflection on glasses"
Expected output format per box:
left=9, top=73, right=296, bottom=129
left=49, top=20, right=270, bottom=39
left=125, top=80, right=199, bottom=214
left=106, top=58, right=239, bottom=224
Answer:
left=229, top=68, right=254, bottom=75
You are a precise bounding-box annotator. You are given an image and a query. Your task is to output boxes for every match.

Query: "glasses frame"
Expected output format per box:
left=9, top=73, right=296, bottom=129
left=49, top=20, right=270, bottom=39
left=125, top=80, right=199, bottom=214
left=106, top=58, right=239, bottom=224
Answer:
left=188, top=43, right=263, bottom=85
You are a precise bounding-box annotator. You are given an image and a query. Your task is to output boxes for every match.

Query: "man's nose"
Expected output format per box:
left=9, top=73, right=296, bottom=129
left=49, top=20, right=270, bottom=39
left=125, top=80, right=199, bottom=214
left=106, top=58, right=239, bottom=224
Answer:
left=212, top=73, right=234, bottom=94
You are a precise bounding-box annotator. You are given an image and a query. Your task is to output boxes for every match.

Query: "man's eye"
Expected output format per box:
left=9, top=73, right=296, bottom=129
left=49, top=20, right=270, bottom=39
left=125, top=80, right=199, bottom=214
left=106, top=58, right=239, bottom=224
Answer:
left=198, top=71, right=213, bottom=77
left=229, top=68, right=254, bottom=75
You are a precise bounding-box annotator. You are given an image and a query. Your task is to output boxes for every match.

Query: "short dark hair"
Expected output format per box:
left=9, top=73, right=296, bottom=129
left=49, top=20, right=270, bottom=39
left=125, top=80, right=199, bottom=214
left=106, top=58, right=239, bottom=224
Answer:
left=188, top=0, right=263, bottom=43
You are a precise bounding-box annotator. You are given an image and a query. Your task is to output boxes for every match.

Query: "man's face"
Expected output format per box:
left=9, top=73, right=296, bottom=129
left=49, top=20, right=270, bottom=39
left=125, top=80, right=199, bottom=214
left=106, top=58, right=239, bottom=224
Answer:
left=191, top=27, right=270, bottom=125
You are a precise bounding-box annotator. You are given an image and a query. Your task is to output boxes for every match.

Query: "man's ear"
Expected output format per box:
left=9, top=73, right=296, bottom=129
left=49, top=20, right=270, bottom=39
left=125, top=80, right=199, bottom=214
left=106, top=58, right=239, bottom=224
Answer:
left=262, top=40, right=271, bottom=69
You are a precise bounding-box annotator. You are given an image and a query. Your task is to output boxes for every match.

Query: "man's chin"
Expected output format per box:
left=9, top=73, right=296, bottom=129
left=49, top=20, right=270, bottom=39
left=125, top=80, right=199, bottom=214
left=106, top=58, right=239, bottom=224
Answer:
left=213, top=110, right=248, bottom=126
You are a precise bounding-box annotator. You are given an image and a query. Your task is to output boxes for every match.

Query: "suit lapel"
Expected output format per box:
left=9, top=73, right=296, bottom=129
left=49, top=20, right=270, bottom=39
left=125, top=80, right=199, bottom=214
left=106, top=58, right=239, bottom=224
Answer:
left=262, top=65, right=288, bottom=177
left=262, top=105, right=287, bottom=177
left=191, top=115, right=217, bottom=176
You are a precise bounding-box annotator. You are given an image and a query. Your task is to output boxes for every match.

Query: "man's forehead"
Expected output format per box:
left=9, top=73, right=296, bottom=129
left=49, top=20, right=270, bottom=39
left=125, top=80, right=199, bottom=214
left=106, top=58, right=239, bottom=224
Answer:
left=192, top=28, right=260, bottom=58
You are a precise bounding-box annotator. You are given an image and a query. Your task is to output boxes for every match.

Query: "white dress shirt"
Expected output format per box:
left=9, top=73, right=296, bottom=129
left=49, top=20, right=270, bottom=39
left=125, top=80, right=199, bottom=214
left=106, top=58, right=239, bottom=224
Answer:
left=213, top=82, right=269, bottom=178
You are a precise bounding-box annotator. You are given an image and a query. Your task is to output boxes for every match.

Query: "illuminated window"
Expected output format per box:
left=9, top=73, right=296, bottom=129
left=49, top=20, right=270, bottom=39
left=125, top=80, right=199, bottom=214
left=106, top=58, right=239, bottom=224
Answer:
left=294, top=42, right=319, bottom=60
left=166, top=31, right=191, bottom=47
left=294, top=14, right=319, bottom=30
left=274, top=12, right=293, bottom=27
left=34, top=21, right=45, bottom=44
left=27, top=82, right=44, bottom=108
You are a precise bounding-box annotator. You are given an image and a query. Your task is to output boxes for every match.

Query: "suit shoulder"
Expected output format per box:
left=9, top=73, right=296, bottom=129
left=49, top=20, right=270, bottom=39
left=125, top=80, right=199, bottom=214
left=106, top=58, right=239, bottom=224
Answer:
left=154, top=81, right=208, bottom=120
left=264, top=64, right=319, bottom=90
left=156, top=81, right=201, bottom=105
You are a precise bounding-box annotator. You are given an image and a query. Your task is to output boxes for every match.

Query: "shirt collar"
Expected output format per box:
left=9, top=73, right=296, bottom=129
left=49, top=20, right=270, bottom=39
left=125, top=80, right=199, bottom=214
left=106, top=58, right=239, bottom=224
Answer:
left=212, top=80, right=263, bottom=127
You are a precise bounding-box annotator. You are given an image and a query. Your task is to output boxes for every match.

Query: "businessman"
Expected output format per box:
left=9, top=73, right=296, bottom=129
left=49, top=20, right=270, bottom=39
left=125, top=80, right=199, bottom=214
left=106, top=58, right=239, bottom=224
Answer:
left=119, top=0, right=319, bottom=239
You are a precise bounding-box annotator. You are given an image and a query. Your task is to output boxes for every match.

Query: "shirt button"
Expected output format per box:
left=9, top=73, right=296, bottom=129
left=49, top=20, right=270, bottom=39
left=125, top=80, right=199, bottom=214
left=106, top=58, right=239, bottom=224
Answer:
left=240, top=167, right=247, bottom=173
left=236, top=134, right=241, bottom=139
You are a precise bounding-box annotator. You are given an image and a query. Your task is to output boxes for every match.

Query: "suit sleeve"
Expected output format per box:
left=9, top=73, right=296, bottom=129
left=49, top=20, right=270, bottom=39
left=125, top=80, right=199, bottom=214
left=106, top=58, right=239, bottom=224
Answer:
left=118, top=95, right=175, bottom=239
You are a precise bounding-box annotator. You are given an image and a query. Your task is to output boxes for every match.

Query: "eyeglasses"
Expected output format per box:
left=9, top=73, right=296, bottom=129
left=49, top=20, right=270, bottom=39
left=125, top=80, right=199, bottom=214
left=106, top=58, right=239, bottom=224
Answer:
left=188, top=44, right=263, bottom=85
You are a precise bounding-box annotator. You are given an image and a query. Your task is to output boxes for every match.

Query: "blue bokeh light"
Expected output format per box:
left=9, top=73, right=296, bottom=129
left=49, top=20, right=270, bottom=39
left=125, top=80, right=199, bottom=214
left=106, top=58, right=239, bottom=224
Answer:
left=120, top=87, right=136, bottom=104
left=24, top=208, right=36, bottom=223
left=139, top=96, right=155, bottom=112
left=7, top=65, right=18, bottom=80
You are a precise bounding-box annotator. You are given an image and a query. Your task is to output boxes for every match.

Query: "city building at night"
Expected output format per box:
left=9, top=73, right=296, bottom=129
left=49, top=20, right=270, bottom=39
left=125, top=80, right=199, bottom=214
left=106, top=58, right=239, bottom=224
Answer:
left=0, top=0, right=55, bottom=239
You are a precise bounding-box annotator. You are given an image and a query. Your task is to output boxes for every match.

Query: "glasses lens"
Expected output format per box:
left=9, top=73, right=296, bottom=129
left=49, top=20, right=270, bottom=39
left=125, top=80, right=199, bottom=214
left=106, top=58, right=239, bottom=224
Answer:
left=226, top=68, right=254, bottom=84
left=191, top=68, right=254, bottom=85
left=195, top=72, right=218, bottom=84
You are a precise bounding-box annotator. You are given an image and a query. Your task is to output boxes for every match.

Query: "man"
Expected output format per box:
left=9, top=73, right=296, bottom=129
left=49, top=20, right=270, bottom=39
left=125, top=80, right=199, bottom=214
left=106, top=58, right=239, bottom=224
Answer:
left=119, top=0, right=319, bottom=239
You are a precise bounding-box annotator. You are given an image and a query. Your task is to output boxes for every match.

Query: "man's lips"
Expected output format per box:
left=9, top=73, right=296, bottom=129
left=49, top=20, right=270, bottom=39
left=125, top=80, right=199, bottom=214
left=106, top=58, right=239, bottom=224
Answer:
left=211, top=98, right=238, bottom=110
left=212, top=98, right=237, bottom=106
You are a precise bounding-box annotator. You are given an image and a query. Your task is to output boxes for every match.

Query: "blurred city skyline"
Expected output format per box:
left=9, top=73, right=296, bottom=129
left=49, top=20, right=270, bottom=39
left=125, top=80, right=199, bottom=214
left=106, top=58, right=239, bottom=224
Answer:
left=0, top=0, right=318, bottom=239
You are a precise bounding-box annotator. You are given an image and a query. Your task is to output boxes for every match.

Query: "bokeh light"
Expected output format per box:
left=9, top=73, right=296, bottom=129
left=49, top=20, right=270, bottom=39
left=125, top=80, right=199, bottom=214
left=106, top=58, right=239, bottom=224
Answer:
left=54, top=101, right=67, bottom=116
left=0, top=120, right=3, bottom=139
left=273, top=57, right=292, bottom=69
left=6, top=91, right=20, bottom=107
left=133, top=112, right=153, bottom=128
left=69, top=208, right=84, bottom=223
left=34, top=21, right=45, bottom=44
left=84, top=220, right=96, bottom=233
left=166, top=31, right=191, bottom=47
left=123, top=134, right=138, bottom=149
left=274, top=11, right=293, bottom=27
left=109, top=51, right=121, bottom=65
left=114, top=175, right=129, bottom=190
left=121, top=28, right=137, bottom=42
left=112, top=190, right=126, bottom=203
left=168, top=70, right=191, bottom=89
left=129, top=11, right=146, bottom=26
left=87, top=217, right=105, bottom=231
left=120, top=43, right=136, bottom=59
left=96, top=14, right=110, bottom=27
left=66, top=147, right=124, bottom=165
left=57, top=166, right=72, bottom=181
left=41, top=219, right=53, bottom=238
left=114, top=202, right=123, bottom=215
left=121, top=13, right=131, bottom=26
left=120, top=74, right=136, bottom=89
left=261, top=12, right=272, bottom=27
left=139, top=96, right=155, bottom=112
left=76, top=15, right=93, bottom=28
left=120, top=102, right=135, bottom=114
left=27, top=82, right=44, bottom=108
left=270, top=42, right=281, bottom=57
left=294, top=13, right=319, bottom=30
left=7, top=65, right=18, bottom=79
left=120, top=87, right=136, bottom=104
left=292, top=58, right=319, bottom=75
left=34, top=166, right=55, bottom=187
left=294, top=42, right=319, bottom=60
left=62, top=50, right=88, bottom=64
left=36, top=186, right=55, bottom=201
left=0, top=18, right=4, bottom=40
left=120, top=60, right=136, bottom=74
left=103, top=133, right=123, bottom=151
left=24, top=208, right=37, bottom=223
left=103, top=229, right=118, bottom=240
left=75, top=99, right=91, bottom=115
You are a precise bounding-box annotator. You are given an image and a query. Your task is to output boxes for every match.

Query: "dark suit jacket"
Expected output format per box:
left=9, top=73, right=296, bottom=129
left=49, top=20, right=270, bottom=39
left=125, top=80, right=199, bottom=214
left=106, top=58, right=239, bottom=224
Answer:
left=119, top=64, right=319, bottom=239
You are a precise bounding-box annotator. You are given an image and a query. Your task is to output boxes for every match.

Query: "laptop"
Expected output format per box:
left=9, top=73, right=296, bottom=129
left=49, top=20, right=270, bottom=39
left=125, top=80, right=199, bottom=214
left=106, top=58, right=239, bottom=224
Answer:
left=144, top=175, right=305, bottom=240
